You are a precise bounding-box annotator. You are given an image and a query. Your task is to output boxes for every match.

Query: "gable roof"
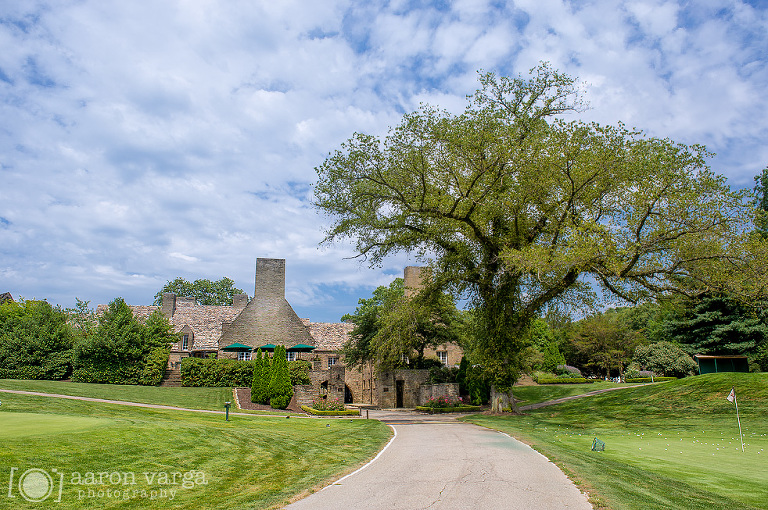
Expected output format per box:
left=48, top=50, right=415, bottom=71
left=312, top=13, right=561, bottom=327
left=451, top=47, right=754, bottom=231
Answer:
left=0, top=292, right=13, bottom=304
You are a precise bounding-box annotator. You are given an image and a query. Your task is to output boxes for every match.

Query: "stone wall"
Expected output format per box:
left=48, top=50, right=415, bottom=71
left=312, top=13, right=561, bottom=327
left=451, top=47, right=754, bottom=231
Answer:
left=293, top=384, right=316, bottom=407
left=419, top=383, right=460, bottom=406
left=310, top=364, right=346, bottom=403
left=375, top=369, right=430, bottom=408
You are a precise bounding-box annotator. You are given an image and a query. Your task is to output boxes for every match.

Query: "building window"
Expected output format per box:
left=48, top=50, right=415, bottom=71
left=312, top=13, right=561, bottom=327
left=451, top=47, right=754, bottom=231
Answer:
left=328, top=357, right=338, bottom=368
left=437, top=351, right=448, bottom=366
left=238, top=351, right=251, bottom=361
left=181, top=335, right=189, bottom=351
left=287, top=351, right=296, bottom=362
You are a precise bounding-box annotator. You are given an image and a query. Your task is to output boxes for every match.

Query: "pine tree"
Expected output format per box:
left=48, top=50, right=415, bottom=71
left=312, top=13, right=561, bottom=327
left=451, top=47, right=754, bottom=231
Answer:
left=256, top=350, right=271, bottom=404
left=250, top=348, right=263, bottom=403
left=268, top=345, right=293, bottom=409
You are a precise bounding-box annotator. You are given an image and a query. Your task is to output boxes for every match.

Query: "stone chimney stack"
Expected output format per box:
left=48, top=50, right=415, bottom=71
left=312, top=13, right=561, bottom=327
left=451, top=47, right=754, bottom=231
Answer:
left=161, top=293, right=176, bottom=318
left=254, top=258, right=285, bottom=299
left=233, top=293, right=248, bottom=309
left=404, top=266, right=430, bottom=298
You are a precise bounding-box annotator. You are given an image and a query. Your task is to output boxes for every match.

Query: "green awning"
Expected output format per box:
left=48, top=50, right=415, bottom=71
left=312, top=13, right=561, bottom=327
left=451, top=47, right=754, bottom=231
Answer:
left=221, top=343, right=253, bottom=351
left=257, top=344, right=277, bottom=351
left=287, top=344, right=316, bottom=352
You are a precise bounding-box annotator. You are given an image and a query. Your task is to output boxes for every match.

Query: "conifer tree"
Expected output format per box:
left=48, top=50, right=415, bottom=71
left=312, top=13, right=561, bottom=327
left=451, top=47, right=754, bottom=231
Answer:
left=256, top=350, right=271, bottom=404
left=250, top=348, right=263, bottom=403
left=268, top=345, right=293, bottom=409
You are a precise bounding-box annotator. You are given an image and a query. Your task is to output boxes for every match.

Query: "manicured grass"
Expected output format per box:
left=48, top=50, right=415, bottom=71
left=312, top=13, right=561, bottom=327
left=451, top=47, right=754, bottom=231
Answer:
left=0, top=392, right=391, bottom=509
left=0, top=379, right=233, bottom=410
left=464, top=373, right=768, bottom=509
left=510, top=380, right=638, bottom=406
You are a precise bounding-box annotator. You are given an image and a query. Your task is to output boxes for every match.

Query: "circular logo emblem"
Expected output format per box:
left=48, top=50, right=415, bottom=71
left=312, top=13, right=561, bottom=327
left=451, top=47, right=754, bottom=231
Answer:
left=18, top=469, right=53, bottom=502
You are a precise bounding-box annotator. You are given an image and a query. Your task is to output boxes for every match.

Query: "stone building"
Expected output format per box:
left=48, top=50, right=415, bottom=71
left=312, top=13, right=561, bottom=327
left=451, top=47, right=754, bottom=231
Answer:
left=111, top=257, right=462, bottom=407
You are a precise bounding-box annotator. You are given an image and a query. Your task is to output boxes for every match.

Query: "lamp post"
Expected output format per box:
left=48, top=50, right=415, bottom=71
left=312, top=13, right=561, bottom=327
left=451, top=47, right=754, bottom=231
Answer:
left=224, top=401, right=231, bottom=421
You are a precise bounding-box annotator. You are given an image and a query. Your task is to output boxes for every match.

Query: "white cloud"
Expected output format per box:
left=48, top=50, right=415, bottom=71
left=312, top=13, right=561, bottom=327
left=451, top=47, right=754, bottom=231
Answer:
left=0, top=0, right=767, bottom=320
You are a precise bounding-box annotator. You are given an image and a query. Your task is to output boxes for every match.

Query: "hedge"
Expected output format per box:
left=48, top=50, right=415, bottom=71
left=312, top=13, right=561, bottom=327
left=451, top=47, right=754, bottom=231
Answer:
left=181, top=358, right=254, bottom=387
left=300, top=405, right=360, bottom=416
left=180, top=357, right=310, bottom=388
left=625, top=376, right=677, bottom=383
left=414, top=405, right=482, bottom=413
left=536, top=377, right=589, bottom=384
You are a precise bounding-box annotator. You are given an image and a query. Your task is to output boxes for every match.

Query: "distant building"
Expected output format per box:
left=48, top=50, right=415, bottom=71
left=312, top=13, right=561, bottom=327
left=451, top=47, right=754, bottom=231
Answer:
left=104, top=258, right=462, bottom=407
left=0, top=292, right=13, bottom=304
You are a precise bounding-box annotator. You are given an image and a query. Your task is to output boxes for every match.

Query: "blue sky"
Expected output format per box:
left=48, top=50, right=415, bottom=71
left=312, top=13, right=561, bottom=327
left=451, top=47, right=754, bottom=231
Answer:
left=1, top=0, right=767, bottom=323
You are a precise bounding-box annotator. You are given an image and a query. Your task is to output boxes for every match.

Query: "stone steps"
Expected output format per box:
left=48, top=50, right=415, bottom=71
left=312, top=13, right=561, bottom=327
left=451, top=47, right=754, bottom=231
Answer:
left=161, top=368, right=182, bottom=387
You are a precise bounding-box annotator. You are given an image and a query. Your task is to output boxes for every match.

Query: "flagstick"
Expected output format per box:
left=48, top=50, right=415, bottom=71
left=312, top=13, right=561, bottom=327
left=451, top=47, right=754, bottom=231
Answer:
left=735, top=397, right=745, bottom=453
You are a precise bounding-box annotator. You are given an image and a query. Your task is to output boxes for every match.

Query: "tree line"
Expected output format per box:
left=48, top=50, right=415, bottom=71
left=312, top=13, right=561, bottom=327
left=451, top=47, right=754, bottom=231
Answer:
left=0, top=297, right=176, bottom=385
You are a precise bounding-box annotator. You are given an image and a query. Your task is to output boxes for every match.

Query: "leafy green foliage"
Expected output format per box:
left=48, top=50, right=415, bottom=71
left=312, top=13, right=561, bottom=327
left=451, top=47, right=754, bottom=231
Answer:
left=289, top=359, right=311, bottom=385
left=315, top=62, right=755, bottom=389
left=72, top=299, right=176, bottom=385
left=632, top=341, right=697, bottom=377
left=0, top=299, right=75, bottom=380
left=153, top=276, right=245, bottom=306
left=571, top=308, right=644, bottom=378
left=180, top=357, right=254, bottom=387
left=251, top=348, right=264, bottom=403
left=665, top=293, right=768, bottom=357
left=311, top=398, right=345, bottom=411
left=341, top=278, right=404, bottom=368
left=268, top=345, right=293, bottom=409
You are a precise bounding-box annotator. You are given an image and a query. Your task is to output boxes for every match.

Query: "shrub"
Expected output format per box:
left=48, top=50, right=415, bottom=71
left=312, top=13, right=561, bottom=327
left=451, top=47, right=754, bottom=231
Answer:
left=311, top=398, right=345, bottom=411
left=556, top=365, right=582, bottom=377
left=268, top=345, right=293, bottom=409
left=537, top=377, right=588, bottom=384
left=289, top=360, right=311, bottom=385
left=140, top=346, right=170, bottom=386
left=423, top=395, right=464, bottom=408
left=301, top=405, right=360, bottom=416
left=72, top=300, right=176, bottom=385
left=632, top=342, right=697, bottom=377
left=251, top=349, right=264, bottom=403
left=180, top=357, right=254, bottom=387
left=625, top=376, right=677, bottom=383
left=0, top=299, right=75, bottom=380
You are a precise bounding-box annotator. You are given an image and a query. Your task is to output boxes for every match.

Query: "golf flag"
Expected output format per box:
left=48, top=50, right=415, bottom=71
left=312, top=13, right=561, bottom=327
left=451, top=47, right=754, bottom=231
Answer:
left=726, top=386, right=745, bottom=452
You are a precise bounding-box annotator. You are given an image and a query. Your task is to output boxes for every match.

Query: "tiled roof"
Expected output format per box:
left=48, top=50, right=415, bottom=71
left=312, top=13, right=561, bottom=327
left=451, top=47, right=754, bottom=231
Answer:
left=308, top=322, right=353, bottom=351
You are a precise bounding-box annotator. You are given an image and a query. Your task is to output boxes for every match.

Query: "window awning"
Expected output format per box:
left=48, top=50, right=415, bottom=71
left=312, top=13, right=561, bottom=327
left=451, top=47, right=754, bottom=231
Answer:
left=257, top=344, right=277, bottom=351
left=287, top=344, right=316, bottom=352
left=221, top=343, right=253, bottom=351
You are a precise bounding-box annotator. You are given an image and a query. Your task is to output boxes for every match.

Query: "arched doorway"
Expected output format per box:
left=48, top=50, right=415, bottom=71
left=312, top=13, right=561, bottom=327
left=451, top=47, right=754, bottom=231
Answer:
left=344, top=385, right=353, bottom=404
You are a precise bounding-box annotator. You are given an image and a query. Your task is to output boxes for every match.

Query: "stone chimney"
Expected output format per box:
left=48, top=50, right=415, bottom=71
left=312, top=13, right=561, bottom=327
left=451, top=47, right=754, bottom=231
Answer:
left=404, top=266, right=430, bottom=298
left=233, top=293, right=248, bottom=309
left=161, top=293, right=176, bottom=318
left=255, top=258, right=285, bottom=299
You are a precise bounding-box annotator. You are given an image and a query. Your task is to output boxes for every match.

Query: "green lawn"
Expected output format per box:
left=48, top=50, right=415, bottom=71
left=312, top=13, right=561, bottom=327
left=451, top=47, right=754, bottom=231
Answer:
left=510, top=380, right=638, bottom=406
left=0, top=379, right=233, bottom=410
left=0, top=391, right=391, bottom=509
left=465, top=373, right=768, bottom=510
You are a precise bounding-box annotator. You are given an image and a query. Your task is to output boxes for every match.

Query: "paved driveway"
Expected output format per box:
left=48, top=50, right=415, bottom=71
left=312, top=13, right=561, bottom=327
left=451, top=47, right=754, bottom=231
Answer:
left=287, top=409, right=592, bottom=510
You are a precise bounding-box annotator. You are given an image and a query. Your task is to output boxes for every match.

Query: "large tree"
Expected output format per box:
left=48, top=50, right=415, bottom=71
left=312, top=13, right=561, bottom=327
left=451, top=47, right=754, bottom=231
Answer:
left=314, top=63, right=758, bottom=410
left=153, top=277, right=244, bottom=306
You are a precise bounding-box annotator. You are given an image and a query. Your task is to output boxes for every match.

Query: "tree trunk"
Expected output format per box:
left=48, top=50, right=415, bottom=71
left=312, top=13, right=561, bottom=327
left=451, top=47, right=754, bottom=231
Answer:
left=490, top=385, right=518, bottom=413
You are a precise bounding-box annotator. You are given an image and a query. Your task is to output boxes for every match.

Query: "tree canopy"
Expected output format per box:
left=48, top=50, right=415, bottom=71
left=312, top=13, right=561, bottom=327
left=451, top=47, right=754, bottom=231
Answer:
left=153, top=277, right=244, bottom=306
left=315, top=63, right=761, bottom=393
left=341, top=278, right=463, bottom=370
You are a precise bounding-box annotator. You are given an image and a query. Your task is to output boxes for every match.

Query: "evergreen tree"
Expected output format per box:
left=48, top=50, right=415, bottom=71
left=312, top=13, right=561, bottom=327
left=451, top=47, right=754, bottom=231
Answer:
left=268, top=345, right=293, bottom=409
left=251, top=348, right=263, bottom=403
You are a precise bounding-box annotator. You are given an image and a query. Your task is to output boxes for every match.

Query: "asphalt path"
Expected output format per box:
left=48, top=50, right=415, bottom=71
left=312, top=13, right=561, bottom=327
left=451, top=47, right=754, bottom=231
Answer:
left=287, top=409, right=593, bottom=510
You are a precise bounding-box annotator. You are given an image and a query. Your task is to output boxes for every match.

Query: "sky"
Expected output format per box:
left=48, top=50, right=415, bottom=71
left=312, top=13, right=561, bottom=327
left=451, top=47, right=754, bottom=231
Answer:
left=1, top=0, right=767, bottom=323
